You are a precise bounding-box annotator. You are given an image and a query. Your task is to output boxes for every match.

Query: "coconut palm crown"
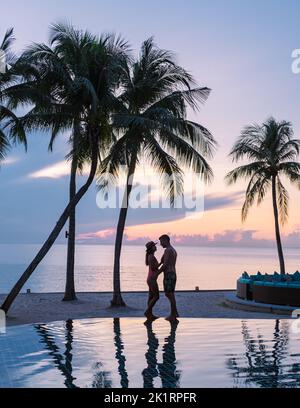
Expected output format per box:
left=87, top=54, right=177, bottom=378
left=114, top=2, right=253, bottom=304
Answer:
left=0, top=28, right=26, bottom=162
left=226, top=117, right=300, bottom=275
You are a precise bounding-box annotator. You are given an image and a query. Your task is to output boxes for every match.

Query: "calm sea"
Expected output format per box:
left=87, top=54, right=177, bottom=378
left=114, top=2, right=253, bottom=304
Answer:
left=0, top=244, right=299, bottom=294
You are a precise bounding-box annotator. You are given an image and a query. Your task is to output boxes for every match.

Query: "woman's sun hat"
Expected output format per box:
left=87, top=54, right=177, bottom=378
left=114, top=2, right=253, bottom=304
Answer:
left=145, top=241, right=158, bottom=251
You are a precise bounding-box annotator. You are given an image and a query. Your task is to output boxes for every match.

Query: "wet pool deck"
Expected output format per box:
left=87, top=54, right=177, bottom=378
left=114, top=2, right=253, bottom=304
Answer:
left=225, top=292, right=297, bottom=316
left=1, top=317, right=298, bottom=388
left=0, top=290, right=291, bottom=326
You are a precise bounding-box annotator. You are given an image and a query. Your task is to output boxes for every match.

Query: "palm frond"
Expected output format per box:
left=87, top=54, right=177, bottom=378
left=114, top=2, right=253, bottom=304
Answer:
left=0, top=127, right=10, bottom=162
left=225, top=162, right=267, bottom=185
left=157, top=128, right=213, bottom=183
left=278, top=161, right=300, bottom=187
left=0, top=106, right=27, bottom=148
left=277, top=139, right=300, bottom=161
left=276, top=177, right=289, bottom=225
left=241, top=174, right=270, bottom=222
left=144, top=137, right=184, bottom=206
left=97, top=132, right=134, bottom=189
left=0, top=28, right=14, bottom=52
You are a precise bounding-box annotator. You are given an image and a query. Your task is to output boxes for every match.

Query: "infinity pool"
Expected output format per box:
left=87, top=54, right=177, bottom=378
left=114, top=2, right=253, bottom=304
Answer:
left=0, top=318, right=300, bottom=388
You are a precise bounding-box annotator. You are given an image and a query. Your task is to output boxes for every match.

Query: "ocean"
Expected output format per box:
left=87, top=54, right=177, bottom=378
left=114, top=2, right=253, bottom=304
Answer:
left=0, top=244, right=299, bottom=294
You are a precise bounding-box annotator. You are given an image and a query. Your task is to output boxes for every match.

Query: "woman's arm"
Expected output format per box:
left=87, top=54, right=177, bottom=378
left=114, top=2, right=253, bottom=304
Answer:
left=148, top=254, right=159, bottom=272
left=158, top=249, right=170, bottom=274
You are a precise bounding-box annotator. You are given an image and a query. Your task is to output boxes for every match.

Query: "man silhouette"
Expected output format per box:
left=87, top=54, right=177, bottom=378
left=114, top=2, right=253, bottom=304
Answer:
left=158, top=235, right=179, bottom=322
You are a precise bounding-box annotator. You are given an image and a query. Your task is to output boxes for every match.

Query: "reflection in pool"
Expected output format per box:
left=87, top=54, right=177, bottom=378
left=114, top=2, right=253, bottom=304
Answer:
left=0, top=318, right=300, bottom=388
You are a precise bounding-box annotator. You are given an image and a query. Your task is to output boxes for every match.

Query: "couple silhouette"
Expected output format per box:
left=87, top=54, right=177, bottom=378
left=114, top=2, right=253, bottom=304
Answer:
left=144, top=235, right=179, bottom=323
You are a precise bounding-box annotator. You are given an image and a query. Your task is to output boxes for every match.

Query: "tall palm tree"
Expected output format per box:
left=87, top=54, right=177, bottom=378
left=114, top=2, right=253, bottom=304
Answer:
left=35, top=321, right=78, bottom=388
left=1, top=24, right=129, bottom=313
left=113, top=318, right=129, bottom=388
left=226, top=320, right=292, bottom=388
left=19, top=25, right=98, bottom=302
left=0, top=28, right=26, bottom=162
left=18, top=24, right=116, bottom=301
left=225, top=117, right=300, bottom=275
left=99, top=38, right=216, bottom=306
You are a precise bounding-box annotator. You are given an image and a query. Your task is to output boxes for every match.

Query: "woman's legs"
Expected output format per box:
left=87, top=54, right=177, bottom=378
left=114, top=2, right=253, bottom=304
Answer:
left=148, top=291, right=154, bottom=306
left=145, top=281, right=159, bottom=319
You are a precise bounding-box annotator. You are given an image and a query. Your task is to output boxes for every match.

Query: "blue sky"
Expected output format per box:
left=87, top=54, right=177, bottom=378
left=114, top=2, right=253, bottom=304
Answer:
left=1, top=0, right=300, bottom=244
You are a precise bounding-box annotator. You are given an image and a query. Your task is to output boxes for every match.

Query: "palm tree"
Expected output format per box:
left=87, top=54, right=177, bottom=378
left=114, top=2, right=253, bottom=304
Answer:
left=226, top=320, right=293, bottom=388
left=20, top=25, right=98, bottom=302
left=35, top=321, right=78, bottom=388
left=113, top=318, right=129, bottom=388
left=19, top=24, right=114, bottom=301
left=0, top=28, right=26, bottom=162
left=226, top=117, right=300, bottom=275
left=98, top=38, right=216, bottom=306
left=1, top=24, right=129, bottom=313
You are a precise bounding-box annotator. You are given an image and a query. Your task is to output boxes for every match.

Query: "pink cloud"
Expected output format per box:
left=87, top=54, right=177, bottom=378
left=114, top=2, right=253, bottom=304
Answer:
left=77, top=228, right=115, bottom=241
left=75, top=228, right=300, bottom=248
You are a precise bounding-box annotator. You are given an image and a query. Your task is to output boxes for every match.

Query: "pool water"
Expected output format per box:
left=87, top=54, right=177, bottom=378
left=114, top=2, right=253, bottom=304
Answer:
left=0, top=318, right=300, bottom=388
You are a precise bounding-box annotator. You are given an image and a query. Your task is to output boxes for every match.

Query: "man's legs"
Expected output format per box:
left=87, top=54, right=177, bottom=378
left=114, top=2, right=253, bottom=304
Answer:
left=163, top=272, right=178, bottom=320
left=165, top=292, right=178, bottom=321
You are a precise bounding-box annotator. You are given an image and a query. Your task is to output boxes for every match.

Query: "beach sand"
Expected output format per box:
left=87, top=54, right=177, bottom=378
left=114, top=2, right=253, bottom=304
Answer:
left=0, top=290, right=288, bottom=326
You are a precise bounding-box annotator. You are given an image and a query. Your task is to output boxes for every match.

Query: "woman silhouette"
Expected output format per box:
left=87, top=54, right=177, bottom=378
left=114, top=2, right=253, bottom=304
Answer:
left=144, top=241, right=160, bottom=321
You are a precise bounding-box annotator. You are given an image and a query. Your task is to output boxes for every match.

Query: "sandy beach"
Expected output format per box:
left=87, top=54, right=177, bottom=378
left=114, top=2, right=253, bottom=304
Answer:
left=0, top=290, right=289, bottom=326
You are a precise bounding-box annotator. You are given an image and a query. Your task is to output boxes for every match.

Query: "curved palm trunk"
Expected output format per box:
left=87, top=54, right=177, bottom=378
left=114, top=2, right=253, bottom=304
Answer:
left=272, top=175, right=286, bottom=275
left=111, top=157, right=137, bottom=307
left=35, top=322, right=77, bottom=388
left=113, top=318, right=129, bottom=387
left=63, top=156, right=77, bottom=301
left=1, top=133, right=99, bottom=313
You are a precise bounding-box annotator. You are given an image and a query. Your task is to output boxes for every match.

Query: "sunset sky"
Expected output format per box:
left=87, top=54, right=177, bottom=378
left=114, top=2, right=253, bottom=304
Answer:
left=1, top=0, right=300, bottom=246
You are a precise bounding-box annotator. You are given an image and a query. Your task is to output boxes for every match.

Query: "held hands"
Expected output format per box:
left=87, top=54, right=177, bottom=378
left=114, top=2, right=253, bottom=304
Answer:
left=157, top=265, right=163, bottom=276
